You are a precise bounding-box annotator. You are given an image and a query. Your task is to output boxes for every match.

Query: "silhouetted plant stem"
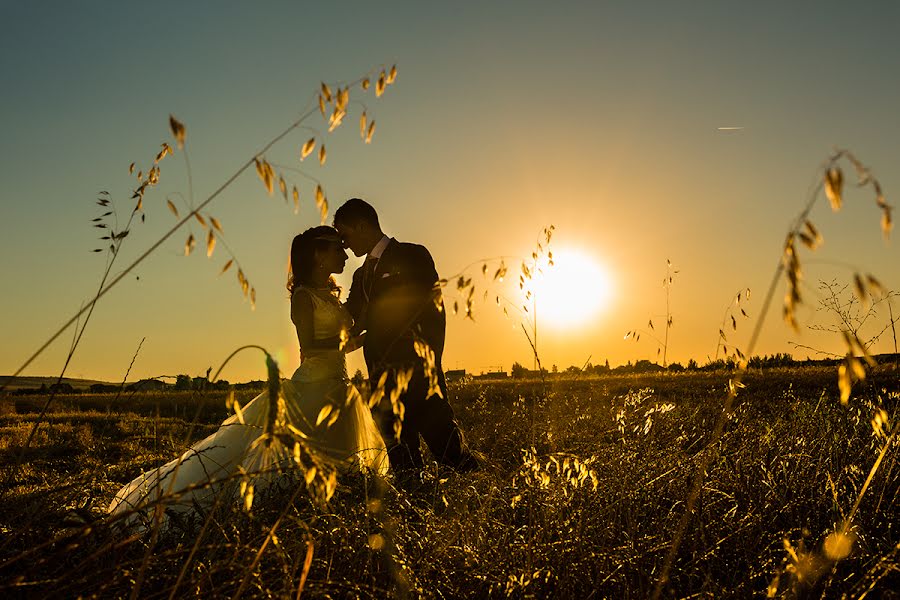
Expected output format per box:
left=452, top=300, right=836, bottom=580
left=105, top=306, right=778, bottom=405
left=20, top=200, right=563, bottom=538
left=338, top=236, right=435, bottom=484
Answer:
left=2, top=104, right=319, bottom=392
left=890, top=302, right=898, bottom=355
left=111, top=337, right=145, bottom=405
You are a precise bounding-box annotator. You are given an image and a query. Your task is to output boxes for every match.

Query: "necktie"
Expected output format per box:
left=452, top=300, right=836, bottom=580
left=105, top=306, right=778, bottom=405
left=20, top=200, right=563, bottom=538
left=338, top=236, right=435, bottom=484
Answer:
left=363, top=256, right=378, bottom=300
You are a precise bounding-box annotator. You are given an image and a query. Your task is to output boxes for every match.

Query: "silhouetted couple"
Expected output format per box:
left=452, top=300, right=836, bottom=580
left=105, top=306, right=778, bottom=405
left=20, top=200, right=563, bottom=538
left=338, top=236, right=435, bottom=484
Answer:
left=109, top=198, right=476, bottom=528
left=335, top=198, right=478, bottom=474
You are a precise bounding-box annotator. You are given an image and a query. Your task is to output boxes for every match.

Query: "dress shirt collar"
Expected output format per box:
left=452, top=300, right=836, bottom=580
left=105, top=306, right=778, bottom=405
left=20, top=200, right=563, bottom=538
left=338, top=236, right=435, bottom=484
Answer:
left=368, top=235, right=391, bottom=260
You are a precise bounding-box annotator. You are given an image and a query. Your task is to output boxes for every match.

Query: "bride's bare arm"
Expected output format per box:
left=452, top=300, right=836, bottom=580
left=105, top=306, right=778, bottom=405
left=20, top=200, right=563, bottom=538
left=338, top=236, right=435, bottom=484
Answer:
left=291, top=289, right=316, bottom=353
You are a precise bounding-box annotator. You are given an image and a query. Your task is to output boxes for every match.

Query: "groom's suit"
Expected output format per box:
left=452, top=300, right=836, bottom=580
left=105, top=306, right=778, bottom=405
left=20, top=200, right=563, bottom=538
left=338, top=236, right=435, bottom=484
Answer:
left=346, top=237, right=474, bottom=472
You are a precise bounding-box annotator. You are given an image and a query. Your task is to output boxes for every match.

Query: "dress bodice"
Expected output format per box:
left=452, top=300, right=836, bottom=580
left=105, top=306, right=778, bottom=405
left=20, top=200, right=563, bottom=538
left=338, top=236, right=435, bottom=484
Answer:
left=290, top=286, right=352, bottom=383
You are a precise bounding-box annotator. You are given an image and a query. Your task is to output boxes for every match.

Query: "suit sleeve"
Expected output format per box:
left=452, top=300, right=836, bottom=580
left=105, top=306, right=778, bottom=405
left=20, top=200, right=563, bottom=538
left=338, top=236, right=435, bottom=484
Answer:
left=405, top=244, right=446, bottom=355
left=408, top=245, right=439, bottom=289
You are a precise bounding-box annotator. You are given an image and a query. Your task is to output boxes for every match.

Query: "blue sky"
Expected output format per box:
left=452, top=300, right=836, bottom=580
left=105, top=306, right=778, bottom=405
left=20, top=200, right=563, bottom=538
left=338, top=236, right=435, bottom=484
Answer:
left=2, top=1, right=899, bottom=381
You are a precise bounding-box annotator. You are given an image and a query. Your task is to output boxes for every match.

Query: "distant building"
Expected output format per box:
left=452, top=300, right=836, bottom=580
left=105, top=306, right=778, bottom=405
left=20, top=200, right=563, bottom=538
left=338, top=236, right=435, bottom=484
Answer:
left=125, top=379, right=169, bottom=392
left=472, top=370, right=508, bottom=381
left=445, top=369, right=467, bottom=383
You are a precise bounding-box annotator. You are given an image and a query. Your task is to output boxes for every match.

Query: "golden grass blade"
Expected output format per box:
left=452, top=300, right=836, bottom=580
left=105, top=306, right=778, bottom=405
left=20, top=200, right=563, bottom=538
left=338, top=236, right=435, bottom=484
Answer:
left=804, top=220, right=823, bottom=248
left=232, top=395, right=245, bottom=424
left=387, top=64, right=397, bottom=84
left=853, top=333, right=877, bottom=367
left=206, top=230, right=216, bottom=258
left=317, top=93, right=326, bottom=117
left=361, top=77, right=370, bottom=90
left=242, top=482, right=254, bottom=511
left=318, top=144, right=327, bottom=166
left=825, top=167, right=843, bottom=211
left=319, top=197, right=328, bottom=224
left=376, top=71, right=385, bottom=97
left=849, top=356, right=866, bottom=380
left=279, top=176, right=287, bottom=200
left=315, top=185, right=327, bottom=223
left=316, top=404, right=332, bottom=426
left=881, top=207, right=893, bottom=239
left=359, top=111, right=367, bottom=139
left=255, top=159, right=274, bottom=195
left=166, top=199, right=179, bottom=218
left=365, top=120, right=376, bottom=144
left=866, top=274, right=885, bottom=296
left=320, top=82, right=332, bottom=102
left=292, top=186, right=300, bottom=214
left=838, top=362, right=851, bottom=404
left=220, top=259, right=233, bottom=275
left=853, top=273, right=868, bottom=307
left=493, top=262, right=507, bottom=281
left=154, top=144, right=170, bottom=163
left=194, top=212, right=207, bottom=228
left=264, top=161, right=275, bottom=194
left=210, top=216, right=223, bottom=233
left=301, top=138, right=315, bottom=160
left=304, top=466, right=317, bottom=486
left=168, top=114, right=186, bottom=149
left=328, top=107, right=345, bottom=132
left=184, top=234, right=195, bottom=256
left=294, top=539, right=314, bottom=600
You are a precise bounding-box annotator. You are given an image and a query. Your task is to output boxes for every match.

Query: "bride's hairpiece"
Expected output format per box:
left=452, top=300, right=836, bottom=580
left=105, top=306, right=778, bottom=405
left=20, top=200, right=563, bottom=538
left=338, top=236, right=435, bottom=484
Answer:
left=313, top=235, right=343, bottom=246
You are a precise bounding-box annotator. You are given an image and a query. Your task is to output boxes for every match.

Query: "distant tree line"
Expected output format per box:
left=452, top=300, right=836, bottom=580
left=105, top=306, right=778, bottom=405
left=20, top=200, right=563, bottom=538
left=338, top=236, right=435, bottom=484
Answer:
left=503, top=352, right=874, bottom=379
left=12, top=351, right=891, bottom=396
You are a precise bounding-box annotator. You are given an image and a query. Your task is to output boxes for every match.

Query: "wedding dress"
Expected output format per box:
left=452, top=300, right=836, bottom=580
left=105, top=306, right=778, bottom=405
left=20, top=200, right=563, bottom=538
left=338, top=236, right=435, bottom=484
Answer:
left=108, top=287, right=388, bottom=529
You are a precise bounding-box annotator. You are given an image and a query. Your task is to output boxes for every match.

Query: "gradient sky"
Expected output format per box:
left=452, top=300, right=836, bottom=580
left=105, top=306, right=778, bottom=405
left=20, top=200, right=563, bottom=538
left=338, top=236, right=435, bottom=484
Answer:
left=2, top=1, right=900, bottom=383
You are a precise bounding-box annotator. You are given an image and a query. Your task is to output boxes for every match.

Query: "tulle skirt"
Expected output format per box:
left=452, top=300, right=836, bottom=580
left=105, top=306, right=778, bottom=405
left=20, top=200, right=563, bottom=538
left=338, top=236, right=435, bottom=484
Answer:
left=108, top=363, right=388, bottom=530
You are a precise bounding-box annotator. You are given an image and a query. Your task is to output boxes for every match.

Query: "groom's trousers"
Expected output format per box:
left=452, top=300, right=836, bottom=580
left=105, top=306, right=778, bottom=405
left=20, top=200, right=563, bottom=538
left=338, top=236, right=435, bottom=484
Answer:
left=371, top=363, right=476, bottom=472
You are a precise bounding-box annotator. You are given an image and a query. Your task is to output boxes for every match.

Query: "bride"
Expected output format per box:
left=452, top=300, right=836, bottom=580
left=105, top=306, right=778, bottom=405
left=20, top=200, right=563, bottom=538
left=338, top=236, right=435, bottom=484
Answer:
left=108, top=226, right=388, bottom=529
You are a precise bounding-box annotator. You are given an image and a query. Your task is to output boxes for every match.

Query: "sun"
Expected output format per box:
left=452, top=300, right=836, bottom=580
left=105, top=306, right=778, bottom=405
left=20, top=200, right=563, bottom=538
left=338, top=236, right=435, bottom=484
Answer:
left=525, top=248, right=613, bottom=329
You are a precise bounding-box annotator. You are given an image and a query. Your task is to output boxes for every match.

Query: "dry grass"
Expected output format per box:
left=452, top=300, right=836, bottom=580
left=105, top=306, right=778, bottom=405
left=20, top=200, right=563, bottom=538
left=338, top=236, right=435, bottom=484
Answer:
left=0, top=366, right=897, bottom=598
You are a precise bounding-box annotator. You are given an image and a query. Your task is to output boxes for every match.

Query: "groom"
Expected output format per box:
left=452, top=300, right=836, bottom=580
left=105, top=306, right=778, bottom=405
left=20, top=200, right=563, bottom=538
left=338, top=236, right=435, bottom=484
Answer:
left=335, top=198, right=478, bottom=474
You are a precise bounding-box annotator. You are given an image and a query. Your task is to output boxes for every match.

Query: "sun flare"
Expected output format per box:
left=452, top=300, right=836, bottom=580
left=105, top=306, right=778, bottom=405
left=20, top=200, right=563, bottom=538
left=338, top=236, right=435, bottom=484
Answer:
left=525, top=248, right=613, bottom=329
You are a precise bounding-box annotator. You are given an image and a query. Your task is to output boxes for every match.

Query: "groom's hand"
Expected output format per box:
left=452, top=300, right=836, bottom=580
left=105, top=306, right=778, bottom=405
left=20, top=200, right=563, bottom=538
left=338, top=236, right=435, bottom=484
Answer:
left=342, top=333, right=366, bottom=353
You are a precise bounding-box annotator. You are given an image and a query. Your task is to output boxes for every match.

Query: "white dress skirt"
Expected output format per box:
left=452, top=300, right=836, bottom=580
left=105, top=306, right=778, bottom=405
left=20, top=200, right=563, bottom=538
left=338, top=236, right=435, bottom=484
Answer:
left=108, top=288, right=388, bottom=530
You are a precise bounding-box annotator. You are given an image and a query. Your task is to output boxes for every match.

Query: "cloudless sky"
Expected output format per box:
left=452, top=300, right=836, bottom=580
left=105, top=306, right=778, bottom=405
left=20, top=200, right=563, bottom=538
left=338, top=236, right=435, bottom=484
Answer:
left=2, top=1, right=900, bottom=383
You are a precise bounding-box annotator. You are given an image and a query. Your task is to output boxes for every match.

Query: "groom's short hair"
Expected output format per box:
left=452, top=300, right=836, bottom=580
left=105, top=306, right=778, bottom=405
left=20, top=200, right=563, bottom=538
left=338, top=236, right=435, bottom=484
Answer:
left=334, top=198, right=379, bottom=229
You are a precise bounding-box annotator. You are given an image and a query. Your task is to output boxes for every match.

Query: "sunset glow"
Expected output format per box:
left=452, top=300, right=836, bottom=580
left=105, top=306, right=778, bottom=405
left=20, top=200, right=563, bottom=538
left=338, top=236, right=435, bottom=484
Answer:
left=526, top=249, right=613, bottom=329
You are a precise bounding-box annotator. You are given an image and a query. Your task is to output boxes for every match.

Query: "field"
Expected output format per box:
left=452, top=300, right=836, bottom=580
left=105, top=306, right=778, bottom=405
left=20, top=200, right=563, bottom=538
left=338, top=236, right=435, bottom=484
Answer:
left=1, top=365, right=898, bottom=598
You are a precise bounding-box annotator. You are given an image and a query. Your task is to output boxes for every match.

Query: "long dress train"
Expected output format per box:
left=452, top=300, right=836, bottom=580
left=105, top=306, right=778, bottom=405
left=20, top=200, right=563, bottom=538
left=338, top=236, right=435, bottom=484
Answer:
left=108, top=287, right=388, bottom=529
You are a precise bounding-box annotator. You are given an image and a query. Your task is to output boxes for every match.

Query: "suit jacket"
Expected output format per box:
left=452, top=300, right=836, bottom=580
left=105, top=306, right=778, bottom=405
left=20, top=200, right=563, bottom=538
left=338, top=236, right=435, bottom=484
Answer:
left=346, top=239, right=445, bottom=371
